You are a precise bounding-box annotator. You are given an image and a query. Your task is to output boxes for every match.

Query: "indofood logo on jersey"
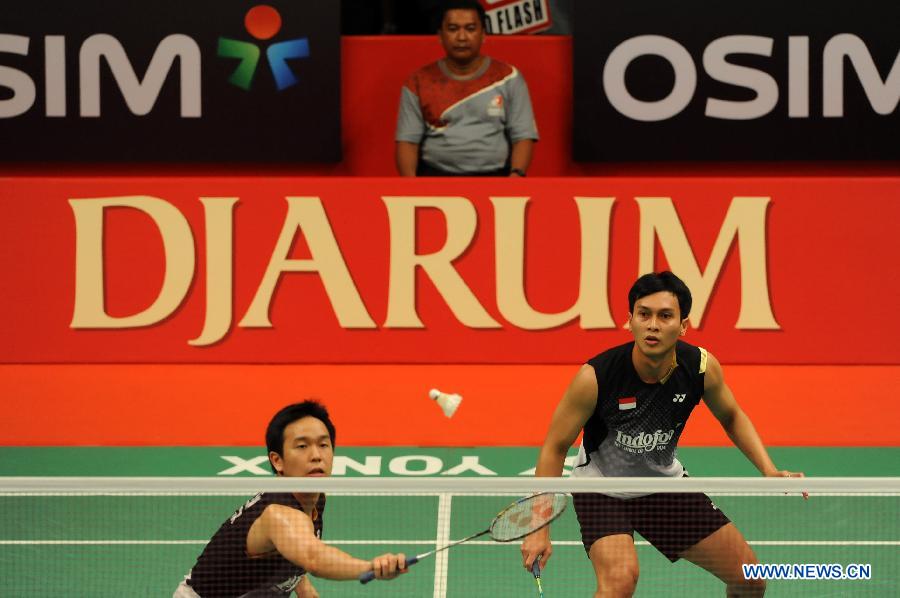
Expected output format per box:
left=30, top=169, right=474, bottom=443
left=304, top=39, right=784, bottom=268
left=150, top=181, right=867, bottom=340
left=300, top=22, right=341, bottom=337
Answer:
left=615, top=429, right=676, bottom=453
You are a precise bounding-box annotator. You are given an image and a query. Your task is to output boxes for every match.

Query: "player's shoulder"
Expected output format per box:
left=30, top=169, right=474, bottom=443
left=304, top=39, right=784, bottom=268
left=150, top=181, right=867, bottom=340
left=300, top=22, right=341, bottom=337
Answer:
left=675, top=340, right=709, bottom=375
left=404, top=61, right=443, bottom=91
left=586, top=342, right=632, bottom=371
left=261, top=492, right=304, bottom=510
left=261, top=492, right=325, bottom=519
left=480, top=58, right=520, bottom=86
left=485, top=57, right=516, bottom=77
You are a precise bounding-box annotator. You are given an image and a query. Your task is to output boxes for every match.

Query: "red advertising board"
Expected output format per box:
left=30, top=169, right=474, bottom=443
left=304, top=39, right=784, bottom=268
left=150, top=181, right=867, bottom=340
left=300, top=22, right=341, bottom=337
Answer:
left=2, top=176, right=898, bottom=365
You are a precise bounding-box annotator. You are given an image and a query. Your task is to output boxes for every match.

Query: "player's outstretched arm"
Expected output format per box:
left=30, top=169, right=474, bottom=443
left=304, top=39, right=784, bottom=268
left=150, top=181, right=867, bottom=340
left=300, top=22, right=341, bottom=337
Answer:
left=702, top=352, right=804, bottom=480
left=522, top=364, right=599, bottom=570
left=248, top=505, right=407, bottom=581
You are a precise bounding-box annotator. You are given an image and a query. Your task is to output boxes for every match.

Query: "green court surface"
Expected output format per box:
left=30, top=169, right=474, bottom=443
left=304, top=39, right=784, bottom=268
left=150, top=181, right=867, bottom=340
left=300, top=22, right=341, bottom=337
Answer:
left=0, top=492, right=897, bottom=596
left=1, top=448, right=897, bottom=596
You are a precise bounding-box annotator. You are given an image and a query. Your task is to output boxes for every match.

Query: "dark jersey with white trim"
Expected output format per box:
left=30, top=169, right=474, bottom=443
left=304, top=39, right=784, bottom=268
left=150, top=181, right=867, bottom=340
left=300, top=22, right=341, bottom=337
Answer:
left=186, top=492, right=325, bottom=597
left=572, top=341, right=707, bottom=494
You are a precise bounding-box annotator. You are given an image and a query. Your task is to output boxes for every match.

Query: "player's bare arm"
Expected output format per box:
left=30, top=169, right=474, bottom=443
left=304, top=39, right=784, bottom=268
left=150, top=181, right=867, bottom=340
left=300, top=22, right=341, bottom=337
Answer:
left=702, top=351, right=804, bottom=480
left=395, top=141, right=419, bottom=177
left=521, top=364, right=599, bottom=569
left=535, top=364, right=599, bottom=477
left=248, top=504, right=407, bottom=581
left=509, top=139, right=534, bottom=175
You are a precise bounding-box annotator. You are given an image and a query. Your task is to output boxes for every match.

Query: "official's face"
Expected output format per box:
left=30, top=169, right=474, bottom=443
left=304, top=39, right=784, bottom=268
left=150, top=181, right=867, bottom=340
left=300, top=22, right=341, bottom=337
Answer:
left=627, top=291, right=687, bottom=358
left=269, top=416, right=334, bottom=478
left=439, top=9, right=485, bottom=64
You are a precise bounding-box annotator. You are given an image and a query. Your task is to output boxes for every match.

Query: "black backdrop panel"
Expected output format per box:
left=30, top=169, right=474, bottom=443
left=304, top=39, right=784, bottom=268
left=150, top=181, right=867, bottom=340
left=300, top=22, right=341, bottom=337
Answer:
left=0, top=0, right=340, bottom=162
left=573, top=0, right=900, bottom=161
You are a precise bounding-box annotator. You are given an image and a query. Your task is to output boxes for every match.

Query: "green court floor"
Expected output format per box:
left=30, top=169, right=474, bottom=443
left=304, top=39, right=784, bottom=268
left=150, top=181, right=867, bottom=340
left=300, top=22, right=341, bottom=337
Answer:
left=0, top=447, right=897, bottom=596
left=0, top=492, right=896, bottom=596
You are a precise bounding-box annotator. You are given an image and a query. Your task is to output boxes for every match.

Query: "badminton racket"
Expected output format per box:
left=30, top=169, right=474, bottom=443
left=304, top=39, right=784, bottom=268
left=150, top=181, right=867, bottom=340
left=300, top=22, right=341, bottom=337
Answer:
left=360, top=492, right=567, bottom=584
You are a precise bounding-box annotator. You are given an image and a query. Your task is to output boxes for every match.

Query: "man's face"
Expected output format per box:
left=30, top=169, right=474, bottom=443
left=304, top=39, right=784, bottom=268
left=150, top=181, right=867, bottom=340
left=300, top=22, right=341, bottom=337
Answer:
left=627, top=291, right=687, bottom=358
left=269, top=416, right=333, bottom=478
left=439, top=9, right=485, bottom=64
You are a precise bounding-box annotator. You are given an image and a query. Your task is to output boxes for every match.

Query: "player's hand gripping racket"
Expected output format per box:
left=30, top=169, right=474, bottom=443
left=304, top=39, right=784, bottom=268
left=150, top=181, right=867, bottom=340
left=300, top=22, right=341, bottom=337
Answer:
left=360, top=492, right=567, bottom=584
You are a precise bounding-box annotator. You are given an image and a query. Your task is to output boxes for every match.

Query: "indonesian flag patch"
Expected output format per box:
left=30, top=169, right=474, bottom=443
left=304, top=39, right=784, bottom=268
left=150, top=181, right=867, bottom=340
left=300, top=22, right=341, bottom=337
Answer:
left=618, top=396, right=637, bottom=410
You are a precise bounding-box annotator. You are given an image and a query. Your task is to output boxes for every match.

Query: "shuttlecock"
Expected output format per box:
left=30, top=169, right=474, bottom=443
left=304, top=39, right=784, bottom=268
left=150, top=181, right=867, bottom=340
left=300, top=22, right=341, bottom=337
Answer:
left=429, top=388, right=462, bottom=418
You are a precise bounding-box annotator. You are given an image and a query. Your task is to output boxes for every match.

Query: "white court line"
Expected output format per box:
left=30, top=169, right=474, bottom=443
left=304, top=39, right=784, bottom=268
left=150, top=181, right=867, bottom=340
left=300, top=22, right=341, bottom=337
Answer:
left=1, top=540, right=897, bottom=546
left=433, top=493, right=451, bottom=598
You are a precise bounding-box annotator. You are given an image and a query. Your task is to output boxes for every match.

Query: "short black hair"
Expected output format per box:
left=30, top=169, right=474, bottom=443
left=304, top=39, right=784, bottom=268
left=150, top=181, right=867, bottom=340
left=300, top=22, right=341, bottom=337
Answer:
left=628, top=271, right=693, bottom=320
left=438, top=0, right=487, bottom=30
left=265, top=400, right=336, bottom=473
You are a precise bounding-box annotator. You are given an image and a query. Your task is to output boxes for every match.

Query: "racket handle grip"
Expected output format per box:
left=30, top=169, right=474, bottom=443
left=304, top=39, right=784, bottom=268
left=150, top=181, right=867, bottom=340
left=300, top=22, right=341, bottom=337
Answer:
left=531, top=557, right=541, bottom=578
left=358, top=555, right=420, bottom=584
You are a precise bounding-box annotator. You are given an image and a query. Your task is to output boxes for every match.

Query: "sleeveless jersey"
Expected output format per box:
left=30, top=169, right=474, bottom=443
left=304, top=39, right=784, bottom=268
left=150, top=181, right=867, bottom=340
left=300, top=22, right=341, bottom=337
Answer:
left=571, top=341, right=708, bottom=497
left=185, top=492, right=325, bottom=597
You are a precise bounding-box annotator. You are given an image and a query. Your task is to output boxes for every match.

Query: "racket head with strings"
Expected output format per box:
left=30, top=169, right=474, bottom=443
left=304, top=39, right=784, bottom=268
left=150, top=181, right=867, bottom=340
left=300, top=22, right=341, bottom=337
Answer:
left=488, top=492, right=568, bottom=542
left=360, top=492, right=567, bottom=585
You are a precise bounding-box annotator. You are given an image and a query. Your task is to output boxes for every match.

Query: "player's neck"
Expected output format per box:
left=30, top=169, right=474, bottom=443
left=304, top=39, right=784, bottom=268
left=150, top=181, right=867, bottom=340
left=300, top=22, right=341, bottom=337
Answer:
left=631, top=344, right=677, bottom=384
left=444, top=55, right=485, bottom=76
left=294, top=492, right=320, bottom=518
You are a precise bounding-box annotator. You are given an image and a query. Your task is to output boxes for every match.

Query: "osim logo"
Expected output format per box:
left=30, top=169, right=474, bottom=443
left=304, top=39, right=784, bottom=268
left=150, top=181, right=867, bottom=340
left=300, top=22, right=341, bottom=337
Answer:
left=218, top=4, right=310, bottom=91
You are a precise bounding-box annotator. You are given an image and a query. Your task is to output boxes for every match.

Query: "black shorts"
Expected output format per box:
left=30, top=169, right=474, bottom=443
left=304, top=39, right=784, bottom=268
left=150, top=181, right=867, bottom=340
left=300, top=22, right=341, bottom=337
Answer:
left=571, top=491, right=730, bottom=562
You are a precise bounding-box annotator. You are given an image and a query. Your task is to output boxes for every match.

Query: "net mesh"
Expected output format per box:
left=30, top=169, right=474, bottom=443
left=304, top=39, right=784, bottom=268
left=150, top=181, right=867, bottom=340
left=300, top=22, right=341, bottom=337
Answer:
left=0, top=477, right=897, bottom=597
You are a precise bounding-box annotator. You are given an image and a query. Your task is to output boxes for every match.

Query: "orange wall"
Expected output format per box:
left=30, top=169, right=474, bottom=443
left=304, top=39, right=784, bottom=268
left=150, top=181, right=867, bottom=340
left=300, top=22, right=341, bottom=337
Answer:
left=2, top=364, right=897, bottom=446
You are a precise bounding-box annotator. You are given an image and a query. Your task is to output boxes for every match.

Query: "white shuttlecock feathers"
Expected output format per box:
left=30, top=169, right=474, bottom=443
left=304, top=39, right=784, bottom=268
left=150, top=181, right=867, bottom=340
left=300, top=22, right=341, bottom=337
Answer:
left=429, top=388, right=462, bottom=418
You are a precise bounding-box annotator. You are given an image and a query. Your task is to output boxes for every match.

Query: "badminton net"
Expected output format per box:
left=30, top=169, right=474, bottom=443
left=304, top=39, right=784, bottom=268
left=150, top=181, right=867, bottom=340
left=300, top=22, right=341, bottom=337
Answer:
left=0, top=476, right=896, bottom=597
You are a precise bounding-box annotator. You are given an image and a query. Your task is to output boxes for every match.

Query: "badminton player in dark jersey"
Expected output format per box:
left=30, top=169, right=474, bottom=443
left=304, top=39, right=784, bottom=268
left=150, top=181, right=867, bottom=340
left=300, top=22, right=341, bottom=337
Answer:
left=175, top=401, right=407, bottom=597
left=521, top=272, right=804, bottom=597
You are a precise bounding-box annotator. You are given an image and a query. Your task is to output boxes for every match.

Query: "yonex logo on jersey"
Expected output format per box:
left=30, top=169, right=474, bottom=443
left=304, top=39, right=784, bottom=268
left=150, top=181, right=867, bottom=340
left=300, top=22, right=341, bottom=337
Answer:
left=673, top=394, right=687, bottom=402
left=218, top=4, right=310, bottom=91
left=615, top=429, right=675, bottom=453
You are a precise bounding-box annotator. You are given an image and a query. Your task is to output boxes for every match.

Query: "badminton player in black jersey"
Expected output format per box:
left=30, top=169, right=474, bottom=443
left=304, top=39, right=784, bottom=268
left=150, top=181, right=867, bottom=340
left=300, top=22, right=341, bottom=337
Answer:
left=521, top=272, right=804, bottom=597
left=175, top=401, right=407, bottom=597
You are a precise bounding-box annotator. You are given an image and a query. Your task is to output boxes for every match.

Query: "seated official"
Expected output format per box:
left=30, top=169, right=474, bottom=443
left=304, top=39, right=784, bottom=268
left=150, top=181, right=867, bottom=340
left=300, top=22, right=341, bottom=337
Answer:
left=395, top=0, right=538, bottom=177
